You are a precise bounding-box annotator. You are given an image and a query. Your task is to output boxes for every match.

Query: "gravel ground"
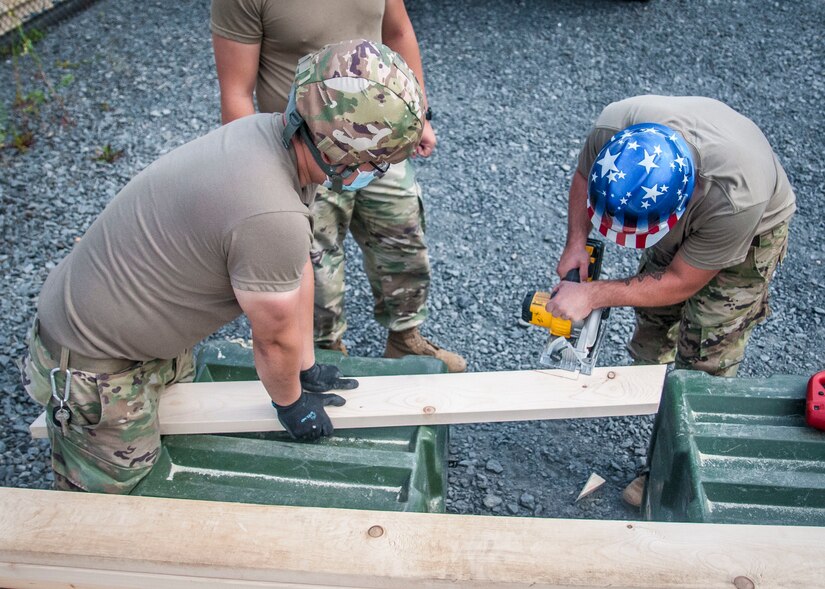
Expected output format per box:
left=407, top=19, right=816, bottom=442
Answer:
left=1, top=0, right=823, bottom=520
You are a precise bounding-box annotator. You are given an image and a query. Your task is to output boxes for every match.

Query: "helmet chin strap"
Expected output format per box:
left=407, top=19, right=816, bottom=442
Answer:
left=281, top=86, right=304, bottom=149
left=328, top=175, right=344, bottom=193
left=297, top=125, right=359, bottom=194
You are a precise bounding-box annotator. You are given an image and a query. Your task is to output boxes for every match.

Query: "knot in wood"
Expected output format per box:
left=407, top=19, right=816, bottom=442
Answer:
left=607, top=371, right=616, bottom=379
left=733, top=576, right=755, bottom=589
left=368, top=525, right=384, bottom=538
left=423, top=405, right=436, bottom=415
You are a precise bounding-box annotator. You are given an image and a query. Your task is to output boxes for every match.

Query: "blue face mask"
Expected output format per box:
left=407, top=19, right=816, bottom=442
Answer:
left=323, top=169, right=378, bottom=192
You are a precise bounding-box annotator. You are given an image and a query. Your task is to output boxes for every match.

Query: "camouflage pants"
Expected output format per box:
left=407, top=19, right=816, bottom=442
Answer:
left=627, top=222, right=789, bottom=377
left=22, top=319, right=194, bottom=493
left=311, top=159, right=430, bottom=345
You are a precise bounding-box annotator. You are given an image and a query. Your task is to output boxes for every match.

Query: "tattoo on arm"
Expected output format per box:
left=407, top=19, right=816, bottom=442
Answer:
left=622, top=270, right=666, bottom=286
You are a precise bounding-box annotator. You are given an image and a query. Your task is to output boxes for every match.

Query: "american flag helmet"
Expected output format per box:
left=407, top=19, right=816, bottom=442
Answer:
left=587, top=122, right=695, bottom=248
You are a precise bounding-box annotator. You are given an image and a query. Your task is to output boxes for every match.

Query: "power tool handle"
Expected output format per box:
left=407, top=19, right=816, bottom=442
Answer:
left=549, top=268, right=581, bottom=301
left=563, top=268, right=581, bottom=283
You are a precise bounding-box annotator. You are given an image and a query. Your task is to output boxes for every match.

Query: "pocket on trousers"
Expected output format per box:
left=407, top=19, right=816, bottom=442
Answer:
left=416, top=191, right=427, bottom=235
left=23, top=327, right=58, bottom=406
left=92, top=361, right=161, bottom=431
left=23, top=355, right=53, bottom=406
left=698, top=312, right=756, bottom=369
left=746, top=224, right=788, bottom=281
left=56, top=368, right=126, bottom=429
left=726, top=243, right=773, bottom=283
left=170, top=349, right=195, bottom=384
left=753, top=239, right=785, bottom=281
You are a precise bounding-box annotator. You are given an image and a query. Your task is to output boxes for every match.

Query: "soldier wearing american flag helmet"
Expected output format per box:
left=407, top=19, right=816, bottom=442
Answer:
left=547, top=95, right=795, bottom=379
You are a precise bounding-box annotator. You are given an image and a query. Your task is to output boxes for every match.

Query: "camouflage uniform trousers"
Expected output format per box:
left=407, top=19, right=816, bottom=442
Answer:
left=21, top=318, right=194, bottom=494
left=627, top=222, right=790, bottom=377
left=311, top=159, right=430, bottom=346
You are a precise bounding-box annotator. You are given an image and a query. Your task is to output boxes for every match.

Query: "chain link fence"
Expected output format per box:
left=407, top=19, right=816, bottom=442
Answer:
left=1, top=0, right=61, bottom=38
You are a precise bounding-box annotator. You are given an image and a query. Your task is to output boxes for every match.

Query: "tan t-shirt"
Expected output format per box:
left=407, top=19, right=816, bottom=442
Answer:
left=38, top=114, right=316, bottom=361
left=577, top=96, right=796, bottom=269
left=210, top=0, right=385, bottom=114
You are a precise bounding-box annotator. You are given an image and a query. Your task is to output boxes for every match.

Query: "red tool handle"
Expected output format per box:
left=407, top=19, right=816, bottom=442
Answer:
left=806, top=371, right=825, bottom=431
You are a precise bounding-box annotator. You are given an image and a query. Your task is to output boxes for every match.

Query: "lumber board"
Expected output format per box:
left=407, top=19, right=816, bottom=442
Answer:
left=29, top=365, right=666, bottom=438
left=1, top=487, right=823, bottom=589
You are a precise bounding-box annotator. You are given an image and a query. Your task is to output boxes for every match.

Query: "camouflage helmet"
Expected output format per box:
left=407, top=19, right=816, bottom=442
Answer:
left=282, top=39, right=425, bottom=168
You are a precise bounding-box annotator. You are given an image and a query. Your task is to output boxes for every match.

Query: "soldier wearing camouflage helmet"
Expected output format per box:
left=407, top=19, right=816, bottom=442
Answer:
left=22, top=40, right=423, bottom=494
left=281, top=39, right=425, bottom=192
left=211, top=0, right=467, bottom=373
left=548, top=96, right=796, bottom=506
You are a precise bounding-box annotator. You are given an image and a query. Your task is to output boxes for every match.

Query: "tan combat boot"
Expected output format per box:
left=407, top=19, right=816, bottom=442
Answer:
left=384, top=327, right=467, bottom=373
left=318, top=338, right=348, bottom=356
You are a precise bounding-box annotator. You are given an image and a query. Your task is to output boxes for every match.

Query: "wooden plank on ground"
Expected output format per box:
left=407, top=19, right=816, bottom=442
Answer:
left=0, top=487, right=823, bottom=589
left=30, top=365, right=666, bottom=438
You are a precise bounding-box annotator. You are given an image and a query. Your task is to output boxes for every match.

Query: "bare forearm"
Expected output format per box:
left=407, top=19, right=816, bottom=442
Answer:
left=554, top=171, right=594, bottom=279
left=567, top=170, right=592, bottom=247
left=549, top=252, right=718, bottom=322
left=252, top=335, right=302, bottom=406
left=298, top=258, right=315, bottom=371
left=234, top=283, right=309, bottom=406
left=383, top=0, right=428, bottom=105
left=220, top=94, right=256, bottom=124
left=589, top=268, right=704, bottom=310
left=212, top=34, right=260, bottom=124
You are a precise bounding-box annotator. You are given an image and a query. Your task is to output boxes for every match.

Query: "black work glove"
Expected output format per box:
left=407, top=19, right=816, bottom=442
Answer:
left=299, top=363, right=359, bottom=393
left=272, top=391, right=346, bottom=440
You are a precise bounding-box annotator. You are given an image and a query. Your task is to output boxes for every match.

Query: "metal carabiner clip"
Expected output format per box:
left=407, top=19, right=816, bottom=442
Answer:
left=49, top=367, right=72, bottom=405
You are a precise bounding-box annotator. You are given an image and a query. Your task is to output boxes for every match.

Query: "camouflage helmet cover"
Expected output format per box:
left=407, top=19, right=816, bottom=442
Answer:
left=290, top=39, right=425, bottom=167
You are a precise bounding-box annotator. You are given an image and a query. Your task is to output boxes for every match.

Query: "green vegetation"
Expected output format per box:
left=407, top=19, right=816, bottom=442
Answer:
left=0, top=26, right=44, bottom=58
left=1, top=22, right=73, bottom=154
left=93, top=143, right=124, bottom=164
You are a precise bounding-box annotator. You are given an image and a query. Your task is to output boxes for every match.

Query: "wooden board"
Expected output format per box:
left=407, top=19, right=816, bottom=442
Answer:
left=30, top=365, right=666, bottom=438
left=575, top=472, right=606, bottom=502
left=1, top=487, right=823, bottom=589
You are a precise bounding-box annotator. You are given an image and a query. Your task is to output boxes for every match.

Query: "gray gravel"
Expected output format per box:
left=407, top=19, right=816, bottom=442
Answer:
left=1, top=0, right=823, bottom=521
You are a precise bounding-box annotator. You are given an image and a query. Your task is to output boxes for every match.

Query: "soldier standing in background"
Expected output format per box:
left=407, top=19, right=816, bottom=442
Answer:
left=211, top=0, right=467, bottom=372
